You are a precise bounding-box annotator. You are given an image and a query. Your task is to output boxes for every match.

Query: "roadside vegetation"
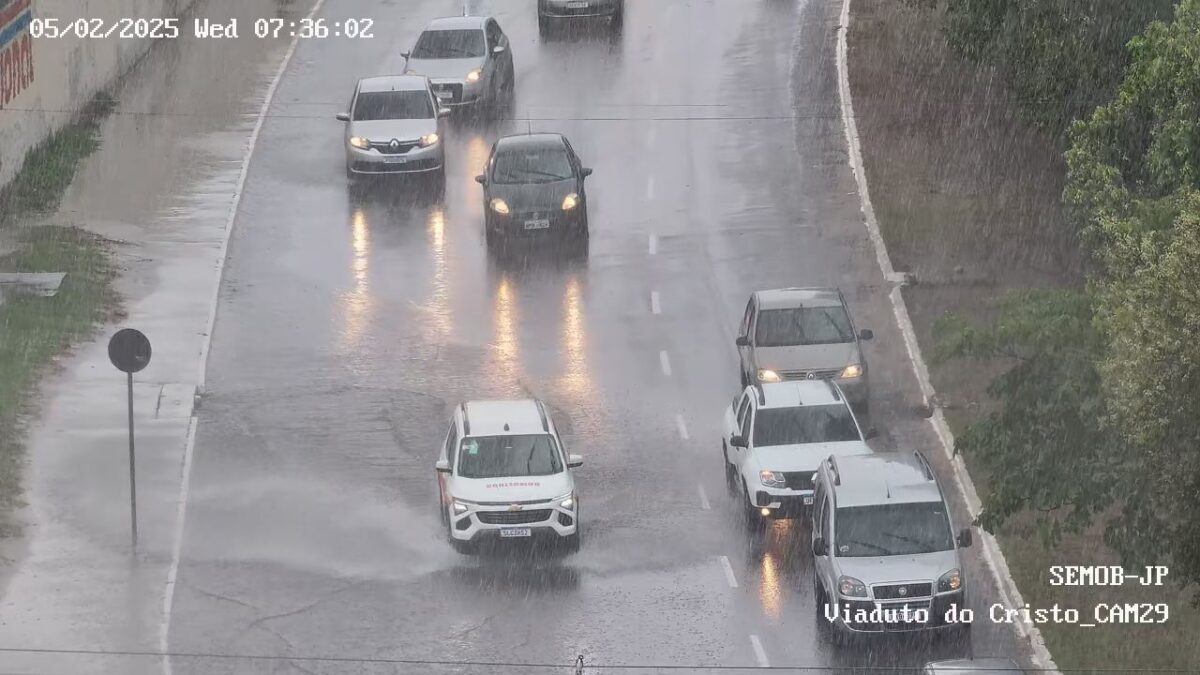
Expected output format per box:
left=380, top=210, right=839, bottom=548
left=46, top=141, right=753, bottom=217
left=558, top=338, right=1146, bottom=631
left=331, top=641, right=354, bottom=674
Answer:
left=851, top=0, right=1200, bottom=669
left=0, top=93, right=120, bottom=537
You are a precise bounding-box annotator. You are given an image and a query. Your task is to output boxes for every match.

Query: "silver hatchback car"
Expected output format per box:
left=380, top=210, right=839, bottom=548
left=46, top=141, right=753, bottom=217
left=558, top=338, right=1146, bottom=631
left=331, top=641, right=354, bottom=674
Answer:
left=403, top=15, right=514, bottom=114
left=336, top=75, right=449, bottom=183
left=736, top=287, right=873, bottom=412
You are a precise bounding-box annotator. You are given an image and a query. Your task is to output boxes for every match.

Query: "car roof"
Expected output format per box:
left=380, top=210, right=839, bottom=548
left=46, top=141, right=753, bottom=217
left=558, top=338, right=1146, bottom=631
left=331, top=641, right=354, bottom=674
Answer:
left=424, top=15, right=488, bottom=31
left=462, top=399, right=548, bottom=437
left=924, top=658, right=1025, bottom=674
left=358, top=75, right=429, bottom=93
left=495, top=133, right=568, bottom=152
left=828, top=453, right=943, bottom=508
left=754, top=287, right=844, bottom=310
left=755, top=381, right=843, bottom=409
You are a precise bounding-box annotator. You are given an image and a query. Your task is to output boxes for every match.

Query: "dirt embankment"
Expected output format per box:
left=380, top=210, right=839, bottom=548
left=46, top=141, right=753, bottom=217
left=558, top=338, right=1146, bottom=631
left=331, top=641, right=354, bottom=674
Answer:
left=846, top=0, right=1200, bottom=670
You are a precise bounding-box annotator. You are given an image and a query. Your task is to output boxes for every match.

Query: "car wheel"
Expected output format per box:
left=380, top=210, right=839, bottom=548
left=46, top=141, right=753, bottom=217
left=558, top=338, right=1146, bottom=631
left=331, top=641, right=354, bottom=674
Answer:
left=723, top=444, right=739, bottom=497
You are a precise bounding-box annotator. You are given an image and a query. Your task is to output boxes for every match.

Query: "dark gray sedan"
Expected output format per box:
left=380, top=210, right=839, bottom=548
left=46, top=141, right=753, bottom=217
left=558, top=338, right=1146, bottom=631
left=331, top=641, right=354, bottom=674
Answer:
left=474, top=133, right=592, bottom=249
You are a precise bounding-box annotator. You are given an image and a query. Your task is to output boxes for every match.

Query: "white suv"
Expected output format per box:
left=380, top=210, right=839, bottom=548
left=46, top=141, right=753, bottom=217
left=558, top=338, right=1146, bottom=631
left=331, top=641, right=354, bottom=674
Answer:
left=811, top=452, right=974, bottom=639
left=723, top=381, right=874, bottom=529
left=435, top=399, right=582, bottom=554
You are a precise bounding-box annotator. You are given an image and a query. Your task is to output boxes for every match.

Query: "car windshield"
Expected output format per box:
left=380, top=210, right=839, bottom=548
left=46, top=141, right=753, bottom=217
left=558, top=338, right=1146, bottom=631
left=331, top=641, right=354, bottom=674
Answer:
left=492, top=147, right=574, bottom=184
left=411, top=29, right=486, bottom=59
left=457, top=434, right=563, bottom=479
left=352, top=91, right=433, bottom=121
left=834, top=502, right=954, bottom=557
left=754, top=306, right=853, bottom=347
left=752, top=404, right=861, bottom=446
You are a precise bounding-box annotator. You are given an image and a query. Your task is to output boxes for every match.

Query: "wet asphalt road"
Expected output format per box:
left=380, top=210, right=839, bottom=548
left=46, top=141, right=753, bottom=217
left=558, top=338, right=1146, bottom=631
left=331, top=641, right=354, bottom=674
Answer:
left=169, top=0, right=1027, bottom=672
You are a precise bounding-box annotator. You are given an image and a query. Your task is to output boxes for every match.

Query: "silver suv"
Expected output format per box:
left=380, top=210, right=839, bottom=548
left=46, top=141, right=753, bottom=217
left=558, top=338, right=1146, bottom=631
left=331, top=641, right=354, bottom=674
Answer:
left=402, top=16, right=514, bottom=114
left=811, top=452, right=973, bottom=639
left=736, top=288, right=873, bottom=412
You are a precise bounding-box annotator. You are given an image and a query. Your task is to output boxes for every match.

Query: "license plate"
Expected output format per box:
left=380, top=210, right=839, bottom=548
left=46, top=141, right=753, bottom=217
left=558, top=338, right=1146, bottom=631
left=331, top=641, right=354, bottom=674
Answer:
left=567, top=0, right=588, bottom=7
left=499, top=527, right=532, bottom=538
left=384, top=156, right=407, bottom=164
left=524, top=219, right=551, bottom=230
left=803, top=495, right=814, bottom=505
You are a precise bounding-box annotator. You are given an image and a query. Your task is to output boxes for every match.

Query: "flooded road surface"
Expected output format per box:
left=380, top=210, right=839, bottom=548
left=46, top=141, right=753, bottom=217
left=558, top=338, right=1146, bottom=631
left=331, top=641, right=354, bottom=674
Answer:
left=163, top=0, right=1028, bottom=672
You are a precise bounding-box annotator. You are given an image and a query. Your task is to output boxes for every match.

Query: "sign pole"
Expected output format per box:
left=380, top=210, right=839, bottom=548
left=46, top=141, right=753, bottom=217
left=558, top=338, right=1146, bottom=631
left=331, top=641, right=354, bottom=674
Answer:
left=127, top=370, right=137, bottom=549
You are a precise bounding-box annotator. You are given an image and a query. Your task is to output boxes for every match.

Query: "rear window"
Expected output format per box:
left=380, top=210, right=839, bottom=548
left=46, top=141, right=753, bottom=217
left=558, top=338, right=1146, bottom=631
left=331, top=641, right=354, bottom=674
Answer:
left=492, top=147, right=575, bottom=184
left=353, top=91, right=433, bottom=121
left=457, top=434, right=563, bottom=479
left=752, top=404, right=861, bottom=446
left=411, top=29, right=486, bottom=58
left=754, top=306, right=853, bottom=347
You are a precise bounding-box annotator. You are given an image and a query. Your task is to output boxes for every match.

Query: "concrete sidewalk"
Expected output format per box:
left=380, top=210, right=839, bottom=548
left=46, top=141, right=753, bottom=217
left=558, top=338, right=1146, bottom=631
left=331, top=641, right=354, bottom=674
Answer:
left=0, top=1, right=308, bottom=672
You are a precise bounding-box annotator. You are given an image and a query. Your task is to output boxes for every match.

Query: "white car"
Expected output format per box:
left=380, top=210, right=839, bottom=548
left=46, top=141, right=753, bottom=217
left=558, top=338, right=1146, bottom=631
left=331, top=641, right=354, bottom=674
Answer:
left=435, top=399, right=582, bottom=554
left=723, top=380, right=874, bottom=529
left=402, top=15, right=514, bottom=114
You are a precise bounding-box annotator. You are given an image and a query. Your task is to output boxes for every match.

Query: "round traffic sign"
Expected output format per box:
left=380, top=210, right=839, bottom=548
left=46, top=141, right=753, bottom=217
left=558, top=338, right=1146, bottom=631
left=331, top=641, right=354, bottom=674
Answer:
left=108, top=328, right=152, bottom=374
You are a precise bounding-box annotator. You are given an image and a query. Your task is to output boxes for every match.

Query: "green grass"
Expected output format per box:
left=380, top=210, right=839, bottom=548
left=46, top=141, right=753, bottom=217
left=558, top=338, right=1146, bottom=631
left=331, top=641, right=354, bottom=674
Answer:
left=0, top=92, right=120, bottom=536
left=0, top=92, right=115, bottom=223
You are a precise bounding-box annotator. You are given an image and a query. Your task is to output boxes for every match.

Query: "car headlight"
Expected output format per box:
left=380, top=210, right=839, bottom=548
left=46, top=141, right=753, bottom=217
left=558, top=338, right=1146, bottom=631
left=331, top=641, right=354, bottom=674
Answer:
left=419, top=133, right=439, bottom=147
left=839, top=363, right=862, bottom=379
left=938, top=568, right=962, bottom=592
left=452, top=500, right=469, bottom=515
left=489, top=198, right=510, bottom=214
left=561, top=193, right=579, bottom=211
left=349, top=136, right=370, bottom=149
left=555, top=492, right=576, bottom=510
left=760, top=470, right=786, bottom=488
left=757, top=369, right=781, bottom=383
left=838, top=575, right=868, bottom=598
left=466, top=68, right=482, bottom=83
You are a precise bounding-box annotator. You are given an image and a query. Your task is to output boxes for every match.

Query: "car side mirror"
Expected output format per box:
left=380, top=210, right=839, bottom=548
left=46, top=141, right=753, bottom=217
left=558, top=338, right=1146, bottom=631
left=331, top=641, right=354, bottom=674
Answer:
left=858, top=328, right=874, bottom=341
left=492, top=45, right=506, bottom=54
left=438, top=107, right=451, bottom=118
left=812, top=536, right=828, bottom=557
left=435, top=459, right=450, bottom=473
left=336, top=112, right=350, bottom=122
left=957, top=527, right=973, bottom=548
left=568, top=453, right=583, bottom=468
left=735, top=336, right=750, bottom=347
left=580, top=167, right=593, bottom=178
left=401, top=51, right=410, bottom=60
left=474, top=174, right=486, bottom=185
left=863, top=426, right=878, bottom=440
left=730, top=434, right=747, bottom=449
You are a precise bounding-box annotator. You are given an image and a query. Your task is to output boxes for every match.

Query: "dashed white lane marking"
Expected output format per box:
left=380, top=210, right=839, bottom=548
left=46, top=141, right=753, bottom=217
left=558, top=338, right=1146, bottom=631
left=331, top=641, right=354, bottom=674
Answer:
left=650, top=290, right=661, bottom=314
left=719, top=555, right=738, bottom=588
left=697, top=484, right=711, bottom=510
left=749, top=634, right=770, bottom=668
left=659, top=350, right=672, bottom=376
left=674, top=413, right=689, bottom=440
left=647, top=174, right=656, bottom=199
left=648, top=233, right=658, bottom=255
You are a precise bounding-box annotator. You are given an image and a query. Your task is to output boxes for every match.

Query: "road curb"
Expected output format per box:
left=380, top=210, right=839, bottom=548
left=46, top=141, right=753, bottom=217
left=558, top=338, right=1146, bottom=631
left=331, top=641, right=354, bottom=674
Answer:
left=157, top=1, right=329, bottom=673
left=834, top=0, right=1059, bottom=671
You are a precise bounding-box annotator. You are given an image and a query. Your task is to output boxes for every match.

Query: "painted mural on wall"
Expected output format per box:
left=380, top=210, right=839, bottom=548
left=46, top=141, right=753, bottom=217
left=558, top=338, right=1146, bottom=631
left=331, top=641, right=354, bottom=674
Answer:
left=0, top=0, right=34, bottom=108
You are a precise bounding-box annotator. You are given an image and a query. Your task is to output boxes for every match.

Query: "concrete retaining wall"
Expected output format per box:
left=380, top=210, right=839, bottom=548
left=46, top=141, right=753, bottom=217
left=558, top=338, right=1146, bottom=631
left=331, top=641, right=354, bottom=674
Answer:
left=0, top=0, right=194, bottom=190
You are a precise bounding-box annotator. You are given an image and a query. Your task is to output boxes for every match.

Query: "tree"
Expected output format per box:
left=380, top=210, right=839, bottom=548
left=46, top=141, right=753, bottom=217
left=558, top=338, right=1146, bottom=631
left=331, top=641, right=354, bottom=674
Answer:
left=932, top=290, right=1126, bottom=541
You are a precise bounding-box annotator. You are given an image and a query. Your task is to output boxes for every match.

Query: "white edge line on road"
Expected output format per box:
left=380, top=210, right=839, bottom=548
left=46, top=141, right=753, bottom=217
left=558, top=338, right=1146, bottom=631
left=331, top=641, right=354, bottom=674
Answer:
left=835, top=0, right=1057, bottom=671
left=159, top=1, right=329, bottom=672
left=749, top=634, right=769, bottom=668
left=674, top=413, right=689, bottom=440
left=697, top=484, right=711, bottom=510
left=719, top=555, right=738, bottom=588
left=650, top=290, right=661, bottom=314
left=648, top=233, right=658, bottom=255
left=659, top=350, right=672, bottom=376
